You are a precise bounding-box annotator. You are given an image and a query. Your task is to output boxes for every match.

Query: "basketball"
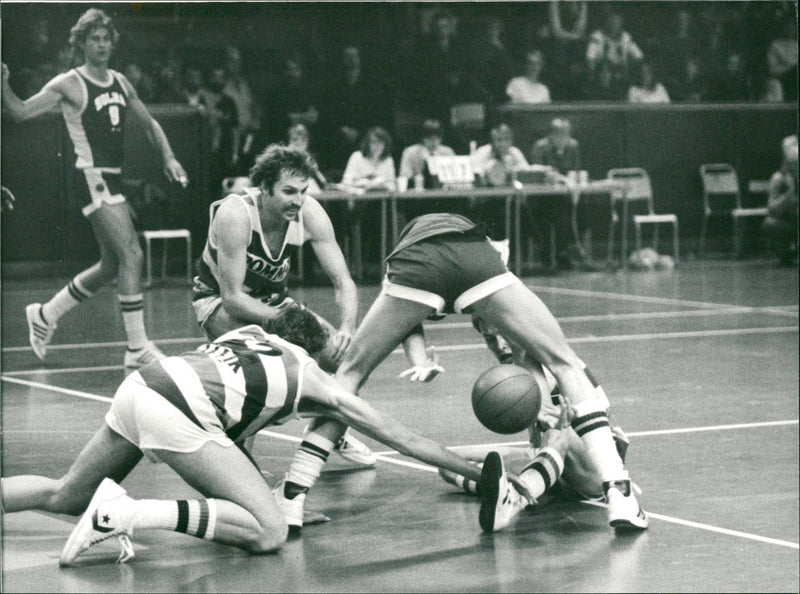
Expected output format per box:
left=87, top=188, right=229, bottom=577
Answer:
left=471, top=365, right=541, bottom=434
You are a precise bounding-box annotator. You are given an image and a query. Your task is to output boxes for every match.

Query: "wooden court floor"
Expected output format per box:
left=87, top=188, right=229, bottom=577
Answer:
left=1, top=259, right=798, bottom=593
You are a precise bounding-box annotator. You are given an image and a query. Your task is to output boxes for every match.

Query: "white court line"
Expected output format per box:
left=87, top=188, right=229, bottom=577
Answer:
left=2, top=377, right=797, bottom=550
left=580, top=500, right=799, bottom=550
left=2, top=325, right=796, bottom=373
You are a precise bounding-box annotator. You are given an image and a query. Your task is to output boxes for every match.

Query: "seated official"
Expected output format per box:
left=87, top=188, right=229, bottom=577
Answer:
left=529, top=118, right=586, bottom=270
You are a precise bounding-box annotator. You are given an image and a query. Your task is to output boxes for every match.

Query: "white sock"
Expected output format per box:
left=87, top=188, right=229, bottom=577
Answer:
left=41, top=277, right=92, bottom=324
left=131, top=499, right=217, bottom=540
left=518, top=446, right=565, bottom=502
left=571, top=400, right=626, bottom=483
left=118, top=294, right=148, bottom=350
left=285, top=431, right=335, bottom=496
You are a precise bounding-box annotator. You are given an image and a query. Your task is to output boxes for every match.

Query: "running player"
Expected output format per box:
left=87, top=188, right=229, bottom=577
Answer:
left=1, top=9, right=188, bottom=371
left=279, top=212, right=648, bottom=533
left=0, top=307, right=482, bottom=566
left=191, top=143, right=373, bottom=466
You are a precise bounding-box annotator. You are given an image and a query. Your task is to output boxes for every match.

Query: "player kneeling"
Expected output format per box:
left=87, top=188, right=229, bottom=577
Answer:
left=1, top=307, right=481, bottom=566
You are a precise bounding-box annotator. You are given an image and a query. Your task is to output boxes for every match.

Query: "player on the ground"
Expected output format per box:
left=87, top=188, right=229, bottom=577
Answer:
left=438, top=359, right=635, bottom=528
left=277, top=212, right=648, bottom=533
left=0, top=307, right=482, bottom=566
left=1, top=9, right=188, bottom=371
left=191, top=143, right=373, bottom=466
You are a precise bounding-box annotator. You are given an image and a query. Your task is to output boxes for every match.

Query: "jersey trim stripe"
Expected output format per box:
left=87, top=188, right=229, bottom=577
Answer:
left=137, top=362, right=205, bottom=430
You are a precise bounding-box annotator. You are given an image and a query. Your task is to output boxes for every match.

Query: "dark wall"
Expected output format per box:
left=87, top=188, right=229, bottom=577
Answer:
left=497, top=103, right=797, bottom=237
left=2, top=103, right=796, bottom=264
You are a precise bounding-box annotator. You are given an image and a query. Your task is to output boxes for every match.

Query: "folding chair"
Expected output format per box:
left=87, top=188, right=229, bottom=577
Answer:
left=699, top=163, right=769, bottom=257
left=608, top=168, right=679, bottom=262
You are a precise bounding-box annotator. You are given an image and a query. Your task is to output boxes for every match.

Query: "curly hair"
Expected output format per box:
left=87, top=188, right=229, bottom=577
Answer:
left=69, top=8, right=120, bottom=49
left=262, top=306, right=329, bottom=355
left=249, top=144, right=318, bottom=193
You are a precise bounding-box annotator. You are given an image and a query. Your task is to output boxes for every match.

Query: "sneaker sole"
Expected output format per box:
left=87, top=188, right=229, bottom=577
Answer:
left=59, top=478, right=126, bottom=566
left=478, top=452, right=503, bottom=533
left=610, top=512, right=649, bottom=532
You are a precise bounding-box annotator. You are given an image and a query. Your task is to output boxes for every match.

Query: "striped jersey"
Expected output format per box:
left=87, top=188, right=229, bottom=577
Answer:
left=388, top=212, right=480, bottom=259
left=129, top=325, right=313, bottom=441
left=193, top=188, right=304, bottom=304
left=61, top=68, right=128, bottom=170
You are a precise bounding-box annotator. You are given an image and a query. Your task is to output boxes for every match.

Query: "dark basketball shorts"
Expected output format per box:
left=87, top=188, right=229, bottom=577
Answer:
left=75, top=167, right=126, bottom=216
left=384, top=233, right=520, bottom=314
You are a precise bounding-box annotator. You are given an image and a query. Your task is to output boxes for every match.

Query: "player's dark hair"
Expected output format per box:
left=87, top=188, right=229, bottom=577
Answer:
left=262, top=307, right=329, bottom=355
left=69, top=8, right=120, bottom=49
left=249, top=144, right=318, bottom=193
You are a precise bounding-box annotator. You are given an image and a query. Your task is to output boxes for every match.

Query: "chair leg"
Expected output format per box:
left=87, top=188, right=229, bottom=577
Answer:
left=733, top=216, right=742, bottom=258
left=673, top=221, right=679, bottom=263
left=161, top=240, right=168, bottom=282
left=635, top=222, right=642, bottom=253
left=144, top=237, right=153, bottom=288
left=653, top=224, right=660, bottom=251
left=700, top=215, right=708, bottom=256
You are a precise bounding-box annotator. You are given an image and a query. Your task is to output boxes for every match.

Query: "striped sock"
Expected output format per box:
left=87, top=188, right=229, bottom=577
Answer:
left=571, top=400, right=626, bottom=483
left=118, top=294, right=148, bottom=350
left=41, top=277, right=92, bottom=323
left=284, top=432, right=335, bottom=498
left=129, top=499, right=217, bottom=540
left=518, top=447, right=565, bottom=502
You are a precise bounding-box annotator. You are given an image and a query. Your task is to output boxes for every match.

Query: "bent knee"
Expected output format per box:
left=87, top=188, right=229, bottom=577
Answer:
left=246, top=521, right=288, bottom=554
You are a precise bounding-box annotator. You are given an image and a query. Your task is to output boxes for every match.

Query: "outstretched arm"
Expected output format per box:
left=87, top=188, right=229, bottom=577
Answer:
left=2, top=63, right=66, bottom=122
left=121, top=74, right=188, bottom=186
left=301, top=362, right=481, bottom=481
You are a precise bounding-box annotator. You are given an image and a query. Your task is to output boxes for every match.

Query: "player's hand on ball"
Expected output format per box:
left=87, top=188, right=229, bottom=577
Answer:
left=399, top=347, right=444, bottom=382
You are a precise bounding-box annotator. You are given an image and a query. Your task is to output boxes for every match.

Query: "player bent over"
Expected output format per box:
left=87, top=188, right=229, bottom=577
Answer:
left=281, top=213, right=647, bottom=533
left=0, top=308, right=481, bottom=566
left=192, top=144, right=373, bottom=467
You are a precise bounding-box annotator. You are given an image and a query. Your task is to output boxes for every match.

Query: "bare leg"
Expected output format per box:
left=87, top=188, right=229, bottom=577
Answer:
left=87, top=203, right=143, bottom=295
left=156, top=441, right=287, bottom=552
left=1, top=424, right=142, bottom=514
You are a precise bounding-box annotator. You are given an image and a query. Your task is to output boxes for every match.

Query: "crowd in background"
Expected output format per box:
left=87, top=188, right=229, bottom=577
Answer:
left=5, top=2, right=796, bottom=172
left=3, top=1, right=797, bottom=269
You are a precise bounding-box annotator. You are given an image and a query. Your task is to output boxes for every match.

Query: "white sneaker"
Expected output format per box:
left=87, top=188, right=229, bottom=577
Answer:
left=604, top=479, right=649, bottom=531
left=60, top=478, right=137, bottom=566
left=479, top=451, right=528, bottom=533
left=272, top=478, right=305, bottom=532
left=26, top=303, right=56, bottom=361
left=124, top=342, right=165, bottom=371
left=333, top=430, right=376, bottom=468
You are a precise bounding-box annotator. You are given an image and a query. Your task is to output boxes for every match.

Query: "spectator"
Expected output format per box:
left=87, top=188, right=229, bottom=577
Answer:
left=182, top=64, right=209, bottom=111
left=628, top=61, right=671, bottom=103
left=669, top=57, right=709, bottom=103
left=707, top=52, right=752, bottom=101
left=204, top=65, right=239, bottom=200
left=470, top=123, right=528, bottom=239
left=470, top=17, right=514, bottom=107
left=223, top=45, right=261, bottom=174
left=399, top=119, right=455, bottom=190
left=413, top=8, right=468, bottom=120
left=586, top=11, right=643, bottom=100
left=659, top=8, right=701, bottom=96
left=505, top=49, right=551, bottom=104
left=546, top=0, right=589, bottom=100
left=763, top=134, right=798, bottom=266
left=123, top=62, right=157, bottom=104
left=154, top=60, right=185, bottom=104
left=397, top=119, right=456, bottom=225
left=266, top=52, right=320, bottom=144
left=765, top=18, right=798, bottom=102
left=341, top=126, right=396, bottom=274
left=320, top=45, right=387, bottom=175
left=286, top=123, right=327, bottom=194
left=529, top=118, right=584, bottom=270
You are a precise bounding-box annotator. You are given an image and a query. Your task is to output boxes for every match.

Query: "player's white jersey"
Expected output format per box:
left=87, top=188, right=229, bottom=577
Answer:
left=128, top=325, right=312, bottom=442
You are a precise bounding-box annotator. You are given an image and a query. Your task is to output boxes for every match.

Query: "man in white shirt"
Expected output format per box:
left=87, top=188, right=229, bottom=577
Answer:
left=505, top=50, right=552, bottom=104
